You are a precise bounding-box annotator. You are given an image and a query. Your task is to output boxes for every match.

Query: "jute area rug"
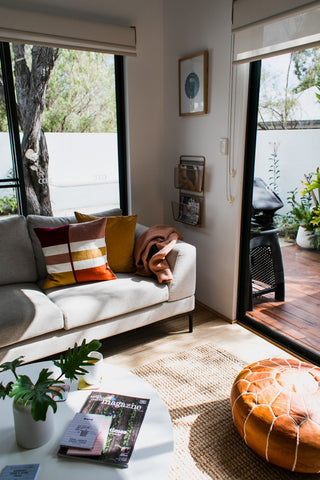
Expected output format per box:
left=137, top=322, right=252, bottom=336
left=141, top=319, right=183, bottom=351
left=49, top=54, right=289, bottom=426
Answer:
left=132, top=344, right=319, bottom=480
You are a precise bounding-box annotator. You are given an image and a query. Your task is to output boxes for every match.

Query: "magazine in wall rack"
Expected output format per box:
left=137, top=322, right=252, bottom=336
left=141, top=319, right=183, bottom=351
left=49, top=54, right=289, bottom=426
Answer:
left=58, top=391, right=149, bottom=468
left=178, top=192, right=202, bottom=226
left=174, top=162, right=204, bottom=192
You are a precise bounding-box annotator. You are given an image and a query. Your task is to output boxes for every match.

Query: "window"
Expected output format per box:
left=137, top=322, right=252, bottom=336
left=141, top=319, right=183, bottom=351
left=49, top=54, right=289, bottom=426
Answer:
left=0, top=42, right=127, bottom=217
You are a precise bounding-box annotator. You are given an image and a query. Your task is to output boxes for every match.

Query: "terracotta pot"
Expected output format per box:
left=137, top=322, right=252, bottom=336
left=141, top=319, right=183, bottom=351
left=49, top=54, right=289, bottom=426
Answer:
left=296, top=225, right=315, bottom=249
left=12, top=401, right=54, bottom=449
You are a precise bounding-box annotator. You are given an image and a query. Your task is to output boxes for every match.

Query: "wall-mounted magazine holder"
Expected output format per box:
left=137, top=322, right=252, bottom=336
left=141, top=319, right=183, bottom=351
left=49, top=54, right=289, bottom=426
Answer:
left=172, top=156, right=205, bottom=227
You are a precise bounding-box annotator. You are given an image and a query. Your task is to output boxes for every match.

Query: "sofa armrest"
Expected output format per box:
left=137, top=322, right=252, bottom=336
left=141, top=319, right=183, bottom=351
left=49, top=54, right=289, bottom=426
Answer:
left=166, top=240, right=196, bottom=302
left=135, top=223, right=148, bottom=241
left=134, top=224, right=196, bottom=302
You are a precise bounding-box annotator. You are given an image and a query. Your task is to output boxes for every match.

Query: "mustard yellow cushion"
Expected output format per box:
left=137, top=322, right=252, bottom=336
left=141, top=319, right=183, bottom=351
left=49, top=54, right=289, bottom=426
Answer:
left=75, top=212, right=137, bottom=273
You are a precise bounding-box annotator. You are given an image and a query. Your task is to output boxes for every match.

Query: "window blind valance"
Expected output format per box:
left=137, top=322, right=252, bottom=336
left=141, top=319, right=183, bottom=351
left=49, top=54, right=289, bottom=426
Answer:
left=232, top=0, right=320, bottom=63
left=0, top=6, right=136, bottom=56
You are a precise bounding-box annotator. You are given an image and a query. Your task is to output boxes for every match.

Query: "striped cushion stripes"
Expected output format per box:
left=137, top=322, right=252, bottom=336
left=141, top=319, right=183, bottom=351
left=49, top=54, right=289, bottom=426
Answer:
left=34, top=218, right=116, bottom=289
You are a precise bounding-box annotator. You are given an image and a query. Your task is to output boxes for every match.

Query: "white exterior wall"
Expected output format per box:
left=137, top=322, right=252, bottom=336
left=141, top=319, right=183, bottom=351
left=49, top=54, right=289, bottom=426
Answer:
left=0, top=133, right=119, bottom=215
left=255, top=130, right=320, bottom=213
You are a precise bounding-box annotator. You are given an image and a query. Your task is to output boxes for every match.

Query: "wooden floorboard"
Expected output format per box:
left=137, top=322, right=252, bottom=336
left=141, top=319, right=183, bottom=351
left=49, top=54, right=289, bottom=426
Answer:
left=248, top=243, right=320, bottom=355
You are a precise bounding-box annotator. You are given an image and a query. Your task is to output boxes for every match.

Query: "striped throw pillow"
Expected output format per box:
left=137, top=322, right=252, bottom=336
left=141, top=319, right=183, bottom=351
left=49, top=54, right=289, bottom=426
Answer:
left=34, top=217, right=116, bottom=289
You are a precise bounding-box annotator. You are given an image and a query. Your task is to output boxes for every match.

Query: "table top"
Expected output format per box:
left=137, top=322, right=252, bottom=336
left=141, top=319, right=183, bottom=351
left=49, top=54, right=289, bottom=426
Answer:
left=0, top=360, right=174, bottom=480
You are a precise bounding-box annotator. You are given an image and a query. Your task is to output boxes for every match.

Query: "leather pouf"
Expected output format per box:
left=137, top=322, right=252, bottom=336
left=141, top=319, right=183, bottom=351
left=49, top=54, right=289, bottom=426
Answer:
left=230, top=358, right=320, bottom=473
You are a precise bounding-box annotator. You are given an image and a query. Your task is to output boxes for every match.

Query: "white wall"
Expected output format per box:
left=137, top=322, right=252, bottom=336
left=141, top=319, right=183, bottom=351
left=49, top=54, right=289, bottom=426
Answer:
left=163, top=0, right=240, bottom=320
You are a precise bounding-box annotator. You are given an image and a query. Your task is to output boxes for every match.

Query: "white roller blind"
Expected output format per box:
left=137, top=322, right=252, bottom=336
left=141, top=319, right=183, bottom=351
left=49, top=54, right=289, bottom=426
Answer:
left=0, top=6, right=136, bottom=56
left=232, top=1, right=320, bottom=63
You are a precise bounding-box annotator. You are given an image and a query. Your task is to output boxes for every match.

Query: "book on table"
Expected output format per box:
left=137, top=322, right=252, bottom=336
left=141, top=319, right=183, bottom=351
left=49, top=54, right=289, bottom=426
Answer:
left=58, top=391, right=150, bottom=468
left=0, top=464, right=40, bottom=480
left=59, top=412, right=108, bottom=449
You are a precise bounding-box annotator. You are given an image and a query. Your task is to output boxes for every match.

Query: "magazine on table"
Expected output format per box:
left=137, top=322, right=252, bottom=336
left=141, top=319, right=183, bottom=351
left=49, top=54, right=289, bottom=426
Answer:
left=58, top=391, right=150, bottom=468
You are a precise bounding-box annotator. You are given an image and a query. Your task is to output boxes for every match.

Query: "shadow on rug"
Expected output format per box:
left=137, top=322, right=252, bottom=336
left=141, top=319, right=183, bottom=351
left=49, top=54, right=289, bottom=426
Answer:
left=133, top=343, right=319, bottom=480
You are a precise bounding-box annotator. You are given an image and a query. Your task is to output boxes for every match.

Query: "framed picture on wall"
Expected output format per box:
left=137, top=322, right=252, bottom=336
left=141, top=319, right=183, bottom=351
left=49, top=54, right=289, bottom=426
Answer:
left=179, top=50, right=208, bottom=116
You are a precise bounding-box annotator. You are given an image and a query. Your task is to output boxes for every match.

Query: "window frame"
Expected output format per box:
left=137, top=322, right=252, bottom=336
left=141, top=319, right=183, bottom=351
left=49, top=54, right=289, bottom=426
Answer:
left=0, top=42, right=128, bottom=217
left=0, top=42, right=27, bottom=215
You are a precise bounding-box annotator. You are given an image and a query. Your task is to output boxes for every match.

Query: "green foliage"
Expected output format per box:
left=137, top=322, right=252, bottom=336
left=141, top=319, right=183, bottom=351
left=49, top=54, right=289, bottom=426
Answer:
left=0, top=339, right=102, bottom=421
left=0, top=97, right=8, bottom=131
left=0, top=195, right=18, bottom=215
left=258, top=47, right=320, bottom=129
left=316, top=81, right=320, bottom=102
left=10, top=370, right=62, bottom=421
left=293, top=48, right=320, bottom=92
left=280, top=170, right=320, bottom=249
left=268, top=142, right=280, bottom=193
left=274, top=212, right=298, bottom=241
left=43, top=50, right=116, bottom=133
left=53, top=339, right=102, bottom=381
left=0, top=48, right=116, bottom=133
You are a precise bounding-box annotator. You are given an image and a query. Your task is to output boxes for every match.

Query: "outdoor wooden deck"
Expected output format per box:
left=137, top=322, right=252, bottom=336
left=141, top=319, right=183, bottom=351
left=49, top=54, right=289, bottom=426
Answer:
left=247, top=242, right=320, bottom=355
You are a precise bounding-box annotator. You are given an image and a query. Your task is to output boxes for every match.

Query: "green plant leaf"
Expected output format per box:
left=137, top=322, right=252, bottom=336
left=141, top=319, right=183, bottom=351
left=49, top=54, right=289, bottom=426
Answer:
left=53, top=339, right=102, bottom=381
left=0, top=357, right=24, bottom=377
left=10, top=375, right=35, bottom=405
left=10, top=369, right=64, bottom=421
left=0, top=381, right=14, bottom=399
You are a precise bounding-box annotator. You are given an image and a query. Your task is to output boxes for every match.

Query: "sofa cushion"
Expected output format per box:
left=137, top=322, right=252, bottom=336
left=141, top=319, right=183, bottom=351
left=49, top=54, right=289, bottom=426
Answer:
left=0, top=216, right=37, bottom=286
left=75, top=212, right=137, bottom=273
left=47, top=273, right=169, bottom=330
left=34, top=218, right=116, bottom=289
left=27, top=208, right=122, bottom=280
left=0, top=283, right=64, bottom=349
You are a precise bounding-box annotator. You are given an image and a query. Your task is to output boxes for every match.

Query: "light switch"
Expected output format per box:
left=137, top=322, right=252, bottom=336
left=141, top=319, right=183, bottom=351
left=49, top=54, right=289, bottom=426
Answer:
left=219, top=138, right=228, bottom=156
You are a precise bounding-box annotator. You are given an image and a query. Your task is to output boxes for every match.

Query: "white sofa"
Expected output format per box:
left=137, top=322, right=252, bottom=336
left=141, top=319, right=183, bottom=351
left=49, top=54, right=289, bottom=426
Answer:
left=0, top=209, right=196, bottom=363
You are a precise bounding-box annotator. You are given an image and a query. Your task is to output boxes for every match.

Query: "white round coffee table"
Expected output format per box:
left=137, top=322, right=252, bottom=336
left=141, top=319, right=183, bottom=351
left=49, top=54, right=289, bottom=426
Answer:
left=0, top=361, right=174, bottom=479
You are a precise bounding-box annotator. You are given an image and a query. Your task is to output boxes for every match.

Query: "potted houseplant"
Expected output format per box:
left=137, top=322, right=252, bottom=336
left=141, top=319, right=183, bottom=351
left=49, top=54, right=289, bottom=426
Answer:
left=0, top=338, right=102, bottom=448
left=287, top=169, right=320, bottom=249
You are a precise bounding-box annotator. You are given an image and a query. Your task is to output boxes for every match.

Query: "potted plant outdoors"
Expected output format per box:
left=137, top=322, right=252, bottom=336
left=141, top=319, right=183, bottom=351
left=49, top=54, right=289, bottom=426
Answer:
left=290, top=169, right=320, bottom=249
left=0, top=338, right=102, bottom=448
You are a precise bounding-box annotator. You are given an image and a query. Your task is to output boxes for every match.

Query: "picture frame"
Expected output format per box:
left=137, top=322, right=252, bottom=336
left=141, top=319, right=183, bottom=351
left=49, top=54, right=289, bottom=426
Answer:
left=179, top=50, right=208, bottom=116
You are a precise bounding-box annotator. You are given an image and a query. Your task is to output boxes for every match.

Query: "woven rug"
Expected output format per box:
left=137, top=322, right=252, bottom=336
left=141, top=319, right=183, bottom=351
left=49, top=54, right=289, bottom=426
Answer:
left=132, top=344, right=319, bottom=480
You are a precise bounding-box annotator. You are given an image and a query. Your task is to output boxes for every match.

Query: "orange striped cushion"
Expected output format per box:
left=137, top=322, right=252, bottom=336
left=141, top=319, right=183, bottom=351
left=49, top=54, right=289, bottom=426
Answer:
left=34, top=218, right=116, bottom=289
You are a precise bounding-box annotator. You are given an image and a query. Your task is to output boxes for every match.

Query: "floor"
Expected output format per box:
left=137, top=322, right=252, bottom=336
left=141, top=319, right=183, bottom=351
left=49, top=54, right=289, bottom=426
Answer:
left=99, top=303, right=295, bottom=370
left=247, top=242, right=320, bottom=356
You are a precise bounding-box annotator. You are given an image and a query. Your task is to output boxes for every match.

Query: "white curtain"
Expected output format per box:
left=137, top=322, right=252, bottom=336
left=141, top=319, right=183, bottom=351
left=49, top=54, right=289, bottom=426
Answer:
left=232, top=0, right=320, bottom=63
left=0, top=5, right=136, bottom=56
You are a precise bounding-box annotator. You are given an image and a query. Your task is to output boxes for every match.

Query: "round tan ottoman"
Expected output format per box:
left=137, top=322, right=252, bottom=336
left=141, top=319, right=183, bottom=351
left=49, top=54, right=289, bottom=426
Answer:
left=230, top=358, right=320, bottom=473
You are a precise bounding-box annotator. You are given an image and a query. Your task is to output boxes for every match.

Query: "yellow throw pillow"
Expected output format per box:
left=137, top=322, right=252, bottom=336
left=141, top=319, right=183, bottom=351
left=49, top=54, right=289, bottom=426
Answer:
left=75, top=212, right=137, bottom=273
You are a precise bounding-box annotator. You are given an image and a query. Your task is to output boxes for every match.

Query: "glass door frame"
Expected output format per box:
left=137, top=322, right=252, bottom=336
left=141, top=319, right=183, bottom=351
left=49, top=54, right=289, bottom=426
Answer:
left=236, top=60, right=320, bottom=367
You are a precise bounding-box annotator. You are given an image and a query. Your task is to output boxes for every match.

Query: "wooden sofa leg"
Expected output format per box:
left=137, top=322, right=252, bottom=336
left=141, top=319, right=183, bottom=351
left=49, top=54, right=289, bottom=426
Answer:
left=188, top=312, right=193, bottom=333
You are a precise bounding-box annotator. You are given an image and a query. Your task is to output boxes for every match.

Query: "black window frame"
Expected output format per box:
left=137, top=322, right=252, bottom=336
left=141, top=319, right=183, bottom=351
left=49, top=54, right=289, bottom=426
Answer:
left=0, top=43, right=128, bottom=217
left=0, top=42, right=27, bottom=215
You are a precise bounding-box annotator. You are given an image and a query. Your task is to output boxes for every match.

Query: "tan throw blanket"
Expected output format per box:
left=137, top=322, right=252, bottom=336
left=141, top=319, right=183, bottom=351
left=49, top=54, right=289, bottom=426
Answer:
left=134, top=225, right=183, bottom=283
